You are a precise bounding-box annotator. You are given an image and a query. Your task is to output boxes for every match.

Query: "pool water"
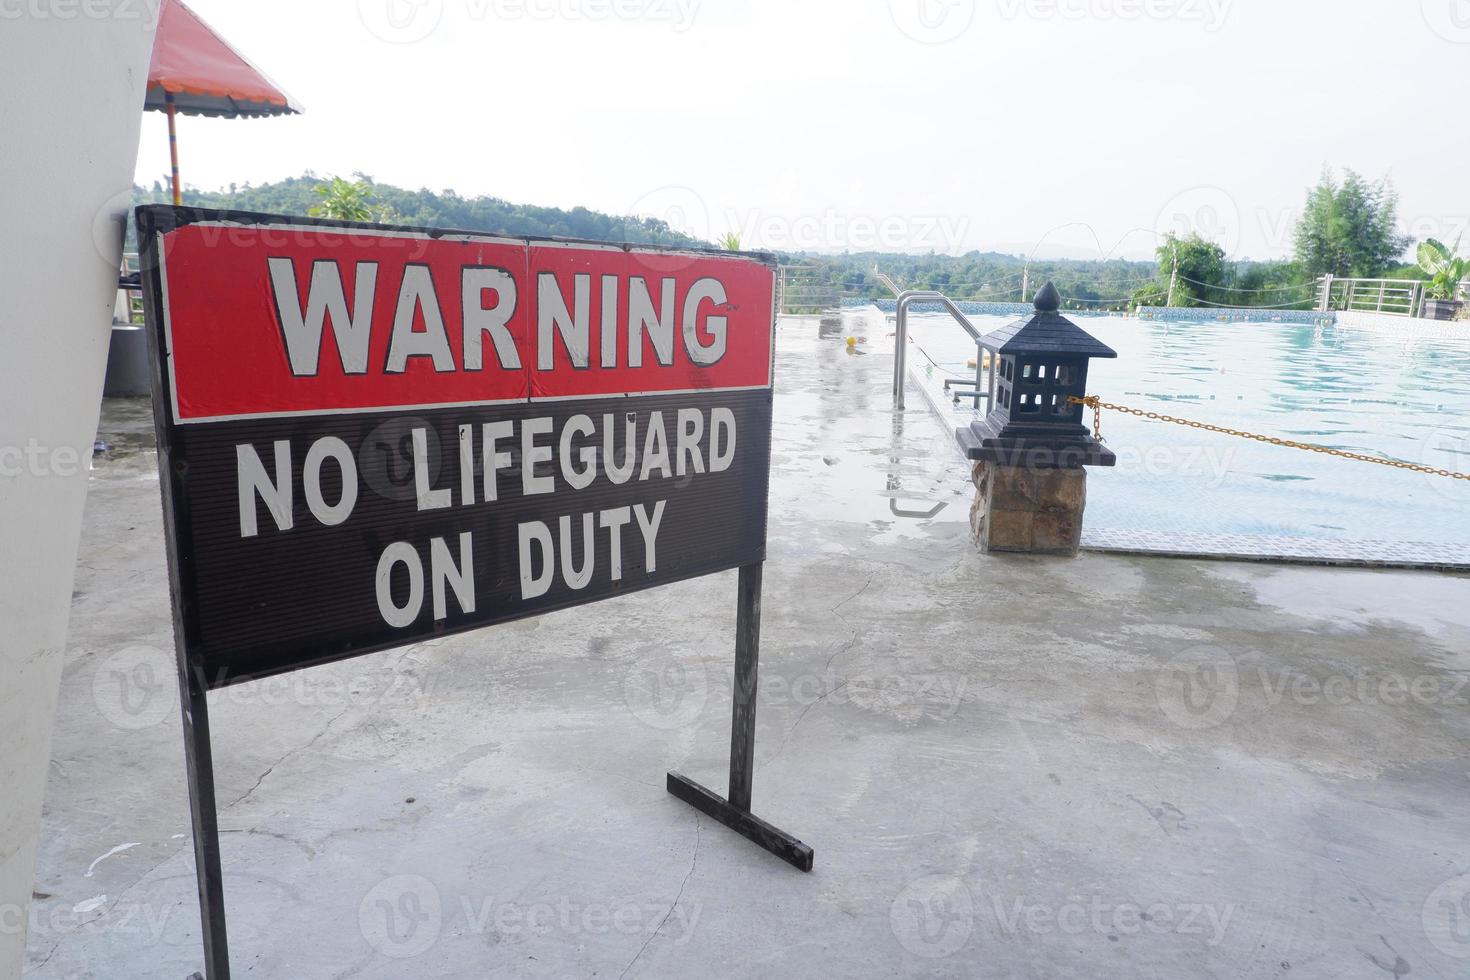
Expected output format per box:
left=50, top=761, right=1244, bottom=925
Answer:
left=905, top=314, right=1470, bottom=547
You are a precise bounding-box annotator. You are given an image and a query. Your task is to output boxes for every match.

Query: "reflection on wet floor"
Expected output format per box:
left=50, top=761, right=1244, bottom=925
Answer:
left=767, top=317, right=971, bottom=555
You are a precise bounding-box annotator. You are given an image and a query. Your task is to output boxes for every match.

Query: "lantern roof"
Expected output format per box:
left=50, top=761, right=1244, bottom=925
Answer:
left=979, top=282, right=1118, bottom=359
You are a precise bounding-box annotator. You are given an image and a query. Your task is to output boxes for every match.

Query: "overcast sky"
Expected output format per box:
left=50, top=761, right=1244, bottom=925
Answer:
left=135, top=0, right=1469, bottom=261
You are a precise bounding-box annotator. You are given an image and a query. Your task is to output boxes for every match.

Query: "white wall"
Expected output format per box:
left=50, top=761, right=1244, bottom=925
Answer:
left=0, top=6, right=157, bottom=977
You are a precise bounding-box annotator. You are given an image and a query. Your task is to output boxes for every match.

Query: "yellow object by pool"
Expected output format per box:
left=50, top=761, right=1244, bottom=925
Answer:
left=966, top=351, right=995, bottom=370
left=846, top=336, right=858, bottom=348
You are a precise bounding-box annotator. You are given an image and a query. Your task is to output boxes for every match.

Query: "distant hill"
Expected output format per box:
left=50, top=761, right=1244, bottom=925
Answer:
left=779, top=250, right=1163, bottom=309
left=131, top=174, right=706, bottom=248
left=130, top=175, right=1317, bottom=310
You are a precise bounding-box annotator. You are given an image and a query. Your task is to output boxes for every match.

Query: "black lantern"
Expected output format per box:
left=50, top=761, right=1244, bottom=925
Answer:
left=958, top=282, right=1117, bottom=469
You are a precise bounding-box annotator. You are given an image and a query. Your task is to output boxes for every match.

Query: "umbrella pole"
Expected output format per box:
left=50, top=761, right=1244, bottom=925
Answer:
left=165, top=91, right=181, bottom=205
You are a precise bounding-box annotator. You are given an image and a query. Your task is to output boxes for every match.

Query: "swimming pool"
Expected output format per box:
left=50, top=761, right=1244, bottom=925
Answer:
left=902, top=312, right=1470, bottom=560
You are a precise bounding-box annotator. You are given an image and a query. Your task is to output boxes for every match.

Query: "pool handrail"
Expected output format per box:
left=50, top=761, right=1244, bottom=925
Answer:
left=879, top=275, right=994, bottom=412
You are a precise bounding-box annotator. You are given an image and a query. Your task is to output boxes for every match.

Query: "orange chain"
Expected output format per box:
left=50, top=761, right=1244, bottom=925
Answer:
left=1067, top=395, right=1470, bottom=481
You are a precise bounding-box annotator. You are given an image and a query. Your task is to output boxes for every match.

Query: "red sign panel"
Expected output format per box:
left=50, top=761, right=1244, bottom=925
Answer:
left=156, top=221, right=775, bottom=422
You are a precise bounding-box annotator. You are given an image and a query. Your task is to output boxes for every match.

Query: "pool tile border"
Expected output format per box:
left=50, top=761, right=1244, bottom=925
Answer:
left=1080, top=528, right=1470, bottom=571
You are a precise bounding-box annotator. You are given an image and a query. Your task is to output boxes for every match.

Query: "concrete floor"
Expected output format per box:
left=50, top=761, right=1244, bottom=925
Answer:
left=24, top=317, right=1470, bottom=979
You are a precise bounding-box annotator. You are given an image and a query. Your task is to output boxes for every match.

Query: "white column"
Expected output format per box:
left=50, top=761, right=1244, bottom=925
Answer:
left=0, top=6, right=157, bottom=978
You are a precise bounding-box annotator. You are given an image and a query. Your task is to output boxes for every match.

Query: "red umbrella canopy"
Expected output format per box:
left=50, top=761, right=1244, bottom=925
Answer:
left=145, top=0, right=303, bottom=117
left=143, top=0, right=302, bottom=203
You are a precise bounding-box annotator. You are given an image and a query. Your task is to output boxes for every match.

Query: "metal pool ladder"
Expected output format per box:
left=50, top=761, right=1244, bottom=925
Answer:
left=877, top=272, right=998, bottom=413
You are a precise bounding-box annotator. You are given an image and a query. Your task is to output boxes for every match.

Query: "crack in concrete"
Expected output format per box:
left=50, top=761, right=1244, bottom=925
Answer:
left=762, top=571, right=875, bottom=767
left=831, top=572, right=875, bottom=620
left=571, top=766, right=662, bottom=791
left=825, top=571, right=875, bottom=672
left=29, top=937, right=63, bottom=974
left=229, top=765, right=275, bottom=810
left=617, top=814, right=700, bottom=980
left=226, top=703, right=354, bottom=810
left=765, top=680, right=851, bottom=768
left=217, top=827, right=318, bottom=859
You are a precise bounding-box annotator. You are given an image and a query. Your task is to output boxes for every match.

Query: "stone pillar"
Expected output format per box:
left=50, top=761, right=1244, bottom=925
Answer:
left=969, top=461, right=1087, bottom=556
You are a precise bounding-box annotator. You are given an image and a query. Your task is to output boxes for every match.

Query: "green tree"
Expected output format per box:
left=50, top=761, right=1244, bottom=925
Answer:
left=1293, top=168, right=1412, bottom=278
left=1131, top=280, right=1169, bottom=308
left=307, top=175, right=401, bottom=223
left=1133, top=233, right=1226, bottom=307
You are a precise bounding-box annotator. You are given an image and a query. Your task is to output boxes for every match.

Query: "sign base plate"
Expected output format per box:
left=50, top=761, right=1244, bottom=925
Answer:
left=667, top=771, right=814, bottom=872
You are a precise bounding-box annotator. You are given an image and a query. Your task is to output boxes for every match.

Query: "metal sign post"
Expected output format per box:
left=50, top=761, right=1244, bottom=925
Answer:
left=136, top=206, right=813, bottom=980
left=177, top=665, right=229, bottom=980
left=668, top=562, right=813, bottom=870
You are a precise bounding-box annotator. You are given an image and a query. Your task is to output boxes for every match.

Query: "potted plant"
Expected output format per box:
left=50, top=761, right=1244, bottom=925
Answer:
left=1417, top=237, right=1468, bottom=320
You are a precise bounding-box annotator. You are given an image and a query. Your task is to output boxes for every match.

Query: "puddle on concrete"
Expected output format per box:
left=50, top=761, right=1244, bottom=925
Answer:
left=1206, top=563, right=1470, bottom=635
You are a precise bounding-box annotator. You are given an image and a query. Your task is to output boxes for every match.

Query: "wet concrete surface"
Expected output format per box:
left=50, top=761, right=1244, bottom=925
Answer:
left=25, top=316, right=1470, bottom=979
